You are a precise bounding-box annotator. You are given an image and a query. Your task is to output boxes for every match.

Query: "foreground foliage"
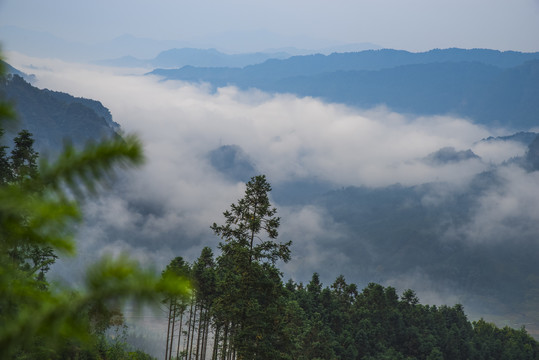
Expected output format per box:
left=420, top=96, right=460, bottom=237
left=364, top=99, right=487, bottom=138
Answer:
left=0, top=59, right=189, bottom=359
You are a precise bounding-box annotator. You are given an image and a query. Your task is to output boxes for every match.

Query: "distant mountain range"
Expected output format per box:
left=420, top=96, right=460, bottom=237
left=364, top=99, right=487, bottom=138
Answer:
left=150, top=48, right=539, bottom=130
left=0, top=26, right=381, bottom=62
left=0, top=69, right=119, bottom=156
left=0, top=26, right=198, bottom=60
left=96, top=48, right=293, bottom=69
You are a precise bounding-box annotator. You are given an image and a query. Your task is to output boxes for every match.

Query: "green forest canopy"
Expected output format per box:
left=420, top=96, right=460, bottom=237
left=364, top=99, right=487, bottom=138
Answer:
left=159, top=175, right=539, bottom=360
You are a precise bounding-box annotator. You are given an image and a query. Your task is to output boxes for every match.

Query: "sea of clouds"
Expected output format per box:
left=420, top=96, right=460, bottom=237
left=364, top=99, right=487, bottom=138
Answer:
left=6, top=53, right=539, bottom=311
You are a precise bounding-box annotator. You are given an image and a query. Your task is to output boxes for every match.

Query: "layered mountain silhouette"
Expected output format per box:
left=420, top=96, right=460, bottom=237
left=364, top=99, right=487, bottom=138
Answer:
left=150, top=48, right=539, bottom=130
left=97, top=48, right=292, bottom=68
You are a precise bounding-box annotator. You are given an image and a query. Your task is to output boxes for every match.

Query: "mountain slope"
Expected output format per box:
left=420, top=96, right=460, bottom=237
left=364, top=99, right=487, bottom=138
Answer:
left=0, top=73, right=119, bottom=155
left=150, top=48, right=539, bottom=130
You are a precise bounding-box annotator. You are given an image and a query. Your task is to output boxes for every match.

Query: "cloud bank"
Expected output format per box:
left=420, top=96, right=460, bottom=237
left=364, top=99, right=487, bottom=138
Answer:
left=8, top=54, right=538, bottom=314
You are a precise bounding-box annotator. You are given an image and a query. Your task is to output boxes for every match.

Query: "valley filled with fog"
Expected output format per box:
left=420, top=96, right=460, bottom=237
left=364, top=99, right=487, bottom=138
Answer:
left=2, top=0, right=539, bottom=357
left=6, top=52, right=538, bottom=339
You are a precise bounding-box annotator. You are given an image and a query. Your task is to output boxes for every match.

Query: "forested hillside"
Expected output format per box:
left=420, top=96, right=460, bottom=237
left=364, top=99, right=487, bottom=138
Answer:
left=0, top=66, right=185, bottom=358
left=0, top=73, right=119, bottom=155
left=155, top=175, right=539, bottom=360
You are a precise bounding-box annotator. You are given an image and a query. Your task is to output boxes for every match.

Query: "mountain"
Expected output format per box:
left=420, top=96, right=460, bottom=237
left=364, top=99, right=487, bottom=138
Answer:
left=150, top=48, right=539, bottom=78
left=272, top=60, right=539, bottom=129
left=208, top=145, right=257, bottom=182
left=423, top=147, right=480, bottom=165
left=481, top=131, right=538, bottom=145
left=97, top=48, right=292, bottom=69
left=0, top=26, right=381, bottom=62
left=1, top=60, right=36, bottom=83
left=0, top=27, right=196, bottom=61
left=0, top=72, right=119, bottom=155
left=150, top=48, right=539, bottom=130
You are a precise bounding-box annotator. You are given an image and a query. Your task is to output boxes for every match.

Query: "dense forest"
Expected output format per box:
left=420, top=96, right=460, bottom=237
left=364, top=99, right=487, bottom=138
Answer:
left=155, top=175, right=539, bottom=360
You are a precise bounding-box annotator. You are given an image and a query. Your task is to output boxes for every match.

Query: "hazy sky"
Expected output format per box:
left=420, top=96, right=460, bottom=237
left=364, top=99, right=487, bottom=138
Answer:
left=1, top=0, right=539, bottom=52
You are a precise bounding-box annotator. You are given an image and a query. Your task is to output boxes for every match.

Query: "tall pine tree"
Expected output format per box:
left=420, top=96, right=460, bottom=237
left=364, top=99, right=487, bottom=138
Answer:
left=211, top=175, right=292, bottom=359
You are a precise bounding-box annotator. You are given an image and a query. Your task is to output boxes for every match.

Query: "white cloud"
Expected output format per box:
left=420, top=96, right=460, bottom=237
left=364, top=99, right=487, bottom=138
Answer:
left=9, top=53, right=496, bottom=189
left=11, top=55, right=537, bottom=290
left=384, top=269, right=462, bottom=306
left=451, top=165, right=539, bottom=244
left=472, top=139, right=528, bottom=165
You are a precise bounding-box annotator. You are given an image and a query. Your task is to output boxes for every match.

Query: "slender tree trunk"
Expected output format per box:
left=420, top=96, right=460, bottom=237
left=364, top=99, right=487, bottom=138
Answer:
left=186, top=299, right=194, bottom=359
left=176, top=310, right=184, bottom=360
left=248, top=203, right=258, bottom=264
left=189, top=303, right=198, bottom=360
left=228, top=341, right=234, bottom=360
left=221, top=322, right=229, bottom=360
left=199, top=307, right=205, bottom=360
left=212, top=325, right=220, bottom=360
left=165, top=299, right=173, bottom=360
left=227, top=322, right=236, bottom=360
left=196, top=304, right=206, bottom=359
left=201, top=309, right=211, bottom=360
left=168, top=301, right=177, bottom=360
left=195, top=304, right=201, bottom=359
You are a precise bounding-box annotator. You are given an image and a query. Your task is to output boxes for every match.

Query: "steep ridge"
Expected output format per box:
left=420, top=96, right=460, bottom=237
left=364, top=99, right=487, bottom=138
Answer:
left=0, top=73, right=119, bottom=156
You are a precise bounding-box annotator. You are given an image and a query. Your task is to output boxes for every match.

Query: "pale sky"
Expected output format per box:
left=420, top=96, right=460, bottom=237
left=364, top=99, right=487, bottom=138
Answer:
left=1, top=0, right=539, bottom=52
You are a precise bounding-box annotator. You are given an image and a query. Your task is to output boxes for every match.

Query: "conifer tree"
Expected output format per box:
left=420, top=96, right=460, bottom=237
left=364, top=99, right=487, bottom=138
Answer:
left=211, top=175, right=291, bottom=359
left=161, top=256, right=191, bottom=360
left=10, top=129, right=38, bottom=182
left=0, top=128, right=10, bottom=184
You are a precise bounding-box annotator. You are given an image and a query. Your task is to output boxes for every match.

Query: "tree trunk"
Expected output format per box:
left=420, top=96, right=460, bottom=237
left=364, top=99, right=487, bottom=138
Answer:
left=186, top=298, right=194, bottom=359
left=165, top=299, right=173, bottom=360
left=221, top=322, right=229, bottom=360
left=212, top=325, right=220, bottom=360
left=189, top=302, right=198, bottom=360
left=169, top=301, right=177, bottom=360
left=176, top=310, right=184, bottom=360
left=201, top=308, right=211, bottom=360
left=195, top=303, right=203, bottom=359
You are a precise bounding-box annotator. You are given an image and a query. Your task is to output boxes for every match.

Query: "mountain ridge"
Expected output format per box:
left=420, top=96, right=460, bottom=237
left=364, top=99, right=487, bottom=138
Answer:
left=149, top=48, right=539, bottom=130
left=97, top=47, right=292, bottom=68
left=0, top=72, right=119, bottom=156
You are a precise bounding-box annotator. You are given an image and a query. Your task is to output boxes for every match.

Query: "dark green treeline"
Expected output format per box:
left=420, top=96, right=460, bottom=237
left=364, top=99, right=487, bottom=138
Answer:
left=162, top=175, right=539, bottom=360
